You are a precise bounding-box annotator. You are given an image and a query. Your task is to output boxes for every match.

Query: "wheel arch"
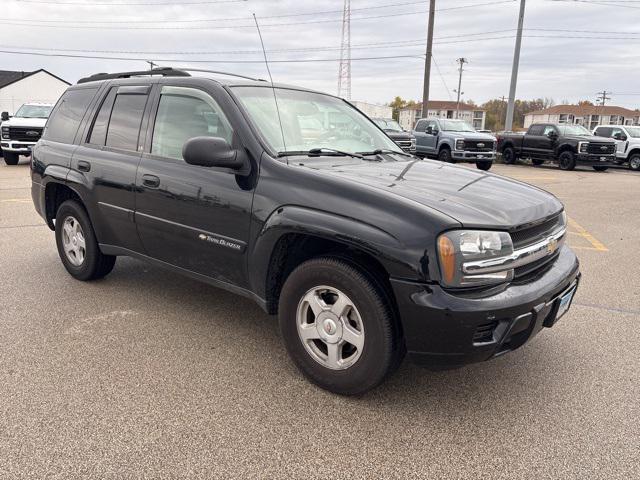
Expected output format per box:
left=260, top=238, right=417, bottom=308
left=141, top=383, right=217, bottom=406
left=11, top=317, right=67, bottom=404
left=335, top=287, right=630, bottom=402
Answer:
left=44, top=181, right=84, bottom=231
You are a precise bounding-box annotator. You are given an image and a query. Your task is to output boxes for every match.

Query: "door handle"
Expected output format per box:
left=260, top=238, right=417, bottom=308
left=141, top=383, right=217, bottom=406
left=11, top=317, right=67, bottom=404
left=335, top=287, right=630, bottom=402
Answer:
left=77, top=160, right=91, bottom=172
left=142, top=174, right=160, bottom=188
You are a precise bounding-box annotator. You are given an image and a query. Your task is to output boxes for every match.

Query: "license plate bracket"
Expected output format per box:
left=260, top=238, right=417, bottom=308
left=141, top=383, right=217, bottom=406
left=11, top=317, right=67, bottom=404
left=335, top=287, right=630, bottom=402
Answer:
left=545, top=282, right=578, bottom=327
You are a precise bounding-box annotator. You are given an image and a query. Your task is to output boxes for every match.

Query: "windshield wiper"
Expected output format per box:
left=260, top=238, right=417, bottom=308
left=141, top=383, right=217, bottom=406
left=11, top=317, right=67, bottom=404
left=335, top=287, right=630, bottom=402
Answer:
left=359, top=149, right=414, bottom=158
left=278, top=148, right=363, bottom=159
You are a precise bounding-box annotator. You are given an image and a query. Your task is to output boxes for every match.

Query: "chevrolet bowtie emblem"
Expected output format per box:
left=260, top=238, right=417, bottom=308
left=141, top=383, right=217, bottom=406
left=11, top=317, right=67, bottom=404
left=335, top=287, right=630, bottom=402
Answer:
left=547, top=237, right=558, bottom=254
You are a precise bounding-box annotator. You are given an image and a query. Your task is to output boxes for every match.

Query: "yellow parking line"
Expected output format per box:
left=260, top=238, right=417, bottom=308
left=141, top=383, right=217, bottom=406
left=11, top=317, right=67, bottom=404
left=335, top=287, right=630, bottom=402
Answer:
left=568, top=217, right=608, bottom=252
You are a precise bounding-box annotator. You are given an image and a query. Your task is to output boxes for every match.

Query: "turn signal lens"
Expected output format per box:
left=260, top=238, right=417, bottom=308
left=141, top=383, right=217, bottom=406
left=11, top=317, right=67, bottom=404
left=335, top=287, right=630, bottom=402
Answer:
left=438, top=235, right=456, bottom=285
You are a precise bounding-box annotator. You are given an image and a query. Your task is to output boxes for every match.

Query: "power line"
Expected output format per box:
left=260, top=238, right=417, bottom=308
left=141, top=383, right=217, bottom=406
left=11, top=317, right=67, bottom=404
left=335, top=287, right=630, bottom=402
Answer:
left=550, top=0, right=640, bottom=7
left=431, top=55, right=453, bottom=101
left=5, top=0, right=247, bottom=5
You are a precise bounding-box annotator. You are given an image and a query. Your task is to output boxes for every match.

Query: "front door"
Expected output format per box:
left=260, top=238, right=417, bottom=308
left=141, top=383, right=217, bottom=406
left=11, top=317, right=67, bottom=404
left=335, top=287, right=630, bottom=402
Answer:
left=134, top=84, right=254, bottom=288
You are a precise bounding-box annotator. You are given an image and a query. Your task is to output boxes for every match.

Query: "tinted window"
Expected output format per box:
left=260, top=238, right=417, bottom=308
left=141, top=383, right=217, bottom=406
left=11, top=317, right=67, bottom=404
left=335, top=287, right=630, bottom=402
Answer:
left=88, top=88, right=117, bottom=146
left=415, top=120, right=427, bottom=131
left=543, top=125, right=557, bottom=136
left=105, top=92, right=148, bottom=151
left=528, top=125, right=544, bottom=135
left=152, top=86, right=233, bottom=160
left=44, top=88, right=97, bottom=144
left=594, top=127, right=611, bottom=137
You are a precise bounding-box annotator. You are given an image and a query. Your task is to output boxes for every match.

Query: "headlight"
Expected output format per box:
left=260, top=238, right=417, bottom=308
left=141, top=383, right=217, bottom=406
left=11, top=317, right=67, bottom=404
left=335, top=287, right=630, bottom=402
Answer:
left=579, top=142, right=588, bottom=153
left=455, top=139, right=465, bottom=151
left=1, top=127, right=8, bottom=139
left=437, top=230, right=514, bottom=288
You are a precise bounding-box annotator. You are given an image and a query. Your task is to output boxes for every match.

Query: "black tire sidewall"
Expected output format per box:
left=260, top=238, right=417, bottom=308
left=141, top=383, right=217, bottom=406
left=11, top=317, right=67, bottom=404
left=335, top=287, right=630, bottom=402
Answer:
left=439, top=148, right=452, bottom=163
left=55, top=200, right=102, bottom=281
left=476, top=161, right=492, bottom=171
left=559, top=151, right=575, bottom=170
left=593, top=166, right=608, bottom=172
left=3, top=152, right=19, bottom=165
left=278, top=258, right=395, bottom=395
left=502, top=147, right=515, bottom=164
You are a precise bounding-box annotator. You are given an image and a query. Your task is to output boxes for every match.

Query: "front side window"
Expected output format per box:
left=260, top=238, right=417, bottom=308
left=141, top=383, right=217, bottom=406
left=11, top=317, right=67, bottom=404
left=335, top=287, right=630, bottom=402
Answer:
left=231, top=86, right=400, bottom=155
left=543, top=125, right=557, bottom=136
left=151, top=86, right=233, bottom=160
left=594, top=127, right=612, bottom=138
left=529, top=125, right=544, bottom=135
left=44, top=88, right=98, bottom=144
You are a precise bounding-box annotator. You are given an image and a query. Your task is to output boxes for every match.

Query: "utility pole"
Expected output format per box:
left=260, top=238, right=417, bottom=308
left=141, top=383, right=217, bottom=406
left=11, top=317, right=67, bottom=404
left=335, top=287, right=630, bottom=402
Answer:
left=505, top=0, right=526, bottom=132
left=146, top=60, right=157, bottom=70
left=596, top=90, right=611, bottom=106
left=454, top=57, right=467, bottom=119
left=421, top=0, right=436, bottom=120
left=337, top=0, right=352, bottom=99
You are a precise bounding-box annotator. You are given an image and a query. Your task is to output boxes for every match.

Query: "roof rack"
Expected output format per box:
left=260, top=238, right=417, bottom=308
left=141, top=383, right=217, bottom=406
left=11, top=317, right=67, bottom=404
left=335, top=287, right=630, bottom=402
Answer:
left=176, top=68, right=266, bottom=83
left=77, top=67, right=191, bottom=84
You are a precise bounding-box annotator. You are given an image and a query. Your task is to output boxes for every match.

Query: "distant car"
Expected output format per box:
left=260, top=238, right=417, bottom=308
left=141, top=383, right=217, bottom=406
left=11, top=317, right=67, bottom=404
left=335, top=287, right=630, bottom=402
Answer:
left=371, top=117, right=416, bottom=153
left=412, top=118, right=496, bottom=171
left=593, top=124, right=640, bottom=171
left=497, top=123, right=617, bottom=171
left=1, top=103, right=54, bottom=165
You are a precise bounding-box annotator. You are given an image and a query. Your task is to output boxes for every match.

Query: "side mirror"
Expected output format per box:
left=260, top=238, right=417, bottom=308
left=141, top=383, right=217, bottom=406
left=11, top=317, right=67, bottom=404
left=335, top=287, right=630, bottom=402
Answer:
left=425, top=126, right=433, bottom=135
left=547, top=130, right=558, bottom=139
left=613, top=133, right=627, bottom=141
left=183, top=136, right=244, bottom=169
left=1, top=112, right=9, bottom=122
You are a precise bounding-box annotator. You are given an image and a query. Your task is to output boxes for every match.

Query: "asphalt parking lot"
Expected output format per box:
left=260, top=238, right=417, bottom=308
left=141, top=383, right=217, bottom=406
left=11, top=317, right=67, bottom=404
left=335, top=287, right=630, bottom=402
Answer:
left=1, top=157, right=638, bottom=479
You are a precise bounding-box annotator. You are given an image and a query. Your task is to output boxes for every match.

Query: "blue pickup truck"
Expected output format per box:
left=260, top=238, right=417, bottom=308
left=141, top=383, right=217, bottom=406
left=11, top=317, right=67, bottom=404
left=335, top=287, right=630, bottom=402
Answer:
left=412, top=118, right=496, bottom=171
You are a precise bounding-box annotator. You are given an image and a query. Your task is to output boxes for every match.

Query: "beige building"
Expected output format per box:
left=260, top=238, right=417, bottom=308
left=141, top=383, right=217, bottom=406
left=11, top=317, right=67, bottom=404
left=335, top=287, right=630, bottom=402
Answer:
left=524, top=105, right=640, bottom=130
left=0, top=69, right=70, bottom=115
left=399, top=101, right=487, bottom=131
left=351, top=101, right=393, bottom=119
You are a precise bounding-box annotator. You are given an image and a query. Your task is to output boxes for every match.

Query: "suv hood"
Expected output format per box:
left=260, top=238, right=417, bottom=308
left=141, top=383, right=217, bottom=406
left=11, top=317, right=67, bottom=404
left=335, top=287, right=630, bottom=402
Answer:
left=383, top=130, right=414, bottom=141
left=299, top=157, right=562, bottom=229
left=2, top=117, right=48, bottom=128
left=564, top=134, right=616, bottom=143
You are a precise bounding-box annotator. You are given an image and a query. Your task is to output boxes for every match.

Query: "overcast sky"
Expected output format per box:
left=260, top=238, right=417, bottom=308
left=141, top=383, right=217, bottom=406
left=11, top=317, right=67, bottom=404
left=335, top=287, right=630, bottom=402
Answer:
left=1, top=0, right=639, bottom=108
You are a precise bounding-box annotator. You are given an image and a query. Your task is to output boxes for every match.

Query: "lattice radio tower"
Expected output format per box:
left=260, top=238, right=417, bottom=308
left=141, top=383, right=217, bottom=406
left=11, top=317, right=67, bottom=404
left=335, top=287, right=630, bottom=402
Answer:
left=337, top=0, right=352, bottom=99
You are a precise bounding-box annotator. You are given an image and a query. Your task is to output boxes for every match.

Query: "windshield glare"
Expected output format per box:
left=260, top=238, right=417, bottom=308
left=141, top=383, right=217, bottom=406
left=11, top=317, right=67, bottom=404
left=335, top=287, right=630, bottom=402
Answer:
left=625, top=127, right=640, bottom=138
left=374, top=118, right=403, bottom=132
left=15, top=104, right=52, bottom=119
left=440, top=120, right=475, bottom=132
left=232, top=87, right=402, bottom=155
left=558, top=125, right=591, bottom=135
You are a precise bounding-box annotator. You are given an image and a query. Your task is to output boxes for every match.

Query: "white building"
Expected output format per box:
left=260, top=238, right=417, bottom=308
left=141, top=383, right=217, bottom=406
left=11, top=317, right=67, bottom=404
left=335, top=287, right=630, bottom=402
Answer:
left=0, top=69, right=70, bottom=115
left=524, top=105, right=640, bottom=130
left=399, top=101, right=487, bottom=131
left=351, top=101, right=393, bottom=119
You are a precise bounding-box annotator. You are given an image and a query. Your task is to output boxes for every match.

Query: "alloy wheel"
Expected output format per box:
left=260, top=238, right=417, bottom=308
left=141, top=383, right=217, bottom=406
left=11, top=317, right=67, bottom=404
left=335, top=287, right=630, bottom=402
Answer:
left=61, top=216, right=86, bottom=266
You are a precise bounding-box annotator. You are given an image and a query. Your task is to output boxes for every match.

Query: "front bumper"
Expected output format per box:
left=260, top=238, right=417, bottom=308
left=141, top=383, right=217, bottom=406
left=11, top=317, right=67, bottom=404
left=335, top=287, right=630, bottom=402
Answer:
left=452, top=150, right=496, bottom=162
left=1, top=140, right=36, bottom=154
left=391, top=245, right=580, bottom=368
left=576, top=153, right=616, bottom=165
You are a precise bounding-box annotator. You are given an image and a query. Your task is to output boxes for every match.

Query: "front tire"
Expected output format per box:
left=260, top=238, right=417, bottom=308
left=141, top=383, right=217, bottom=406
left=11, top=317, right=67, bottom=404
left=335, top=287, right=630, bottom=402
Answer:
left=3, top=152, right=19, bottom=165
left=628, top=153, right=640, bottom=171
left=476, top=161, right=492, bottom=171
left=438, top=148, right=454, bottom=163
left=278, top=257, right=403, bottom=395
left=558, top=151, right=576, bottom=171
left=55, top=200, right=116, bottom=281
left=502, top=146, right=516, bottom=164
left=592, top=166, right=608, bottom=172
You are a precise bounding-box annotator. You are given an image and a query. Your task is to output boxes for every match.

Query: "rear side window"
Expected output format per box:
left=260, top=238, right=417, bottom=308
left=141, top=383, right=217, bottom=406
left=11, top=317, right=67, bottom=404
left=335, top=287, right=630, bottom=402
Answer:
left=105, top=90, right=148, bottom=151
left=88, top=88, right=117, bottom=145
left=44, top=88, right=97, bottom=144
left=594, top=127, right=612, bottom=137
left=528, top=125, right=544, bottom=135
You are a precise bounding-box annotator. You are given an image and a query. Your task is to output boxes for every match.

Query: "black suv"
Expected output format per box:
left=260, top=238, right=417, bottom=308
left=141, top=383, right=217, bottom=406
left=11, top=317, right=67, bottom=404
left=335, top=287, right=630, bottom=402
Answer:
left=31, top=68, right=580, bottom=395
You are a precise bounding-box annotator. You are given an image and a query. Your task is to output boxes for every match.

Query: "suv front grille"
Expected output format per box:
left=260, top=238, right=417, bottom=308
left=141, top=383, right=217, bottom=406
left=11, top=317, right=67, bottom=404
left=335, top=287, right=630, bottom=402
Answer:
left=464, top=140, right=494, bottom=152
left=8, top=127, right=43, bottom=142
left=394, top=140, right=415, bottom=151
left=586, top=142, right=615, bottom=155
left=510, top=214, right=563, bottom=249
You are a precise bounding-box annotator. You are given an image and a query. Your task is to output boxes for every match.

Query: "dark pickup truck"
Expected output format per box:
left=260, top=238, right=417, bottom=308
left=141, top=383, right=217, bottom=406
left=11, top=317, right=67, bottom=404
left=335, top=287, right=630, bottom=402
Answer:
left=31, top=68, right=580, bottom=395
left=497, top=123, right=617, bottom=171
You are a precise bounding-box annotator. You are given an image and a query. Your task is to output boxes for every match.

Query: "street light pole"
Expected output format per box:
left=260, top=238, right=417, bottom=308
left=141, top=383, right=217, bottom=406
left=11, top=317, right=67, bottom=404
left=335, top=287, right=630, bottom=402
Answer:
left=421, top=0, right=436, bottom=120
left=505, top=0, right=526, bottom=131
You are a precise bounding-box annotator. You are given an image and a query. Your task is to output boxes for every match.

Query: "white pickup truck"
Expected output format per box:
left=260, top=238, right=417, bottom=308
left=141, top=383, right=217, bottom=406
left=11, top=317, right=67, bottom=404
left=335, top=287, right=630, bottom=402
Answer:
left=1, top=103, right=53, bottom=165
left=593, top=124, right=640, bottom=171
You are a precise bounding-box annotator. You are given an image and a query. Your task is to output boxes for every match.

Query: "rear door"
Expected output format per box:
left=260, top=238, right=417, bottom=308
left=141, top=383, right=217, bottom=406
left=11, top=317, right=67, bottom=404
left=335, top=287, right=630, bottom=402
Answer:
left=523, top=124, right=553, bottom=158
left=71, top=83, right=152, bottom=252
left=134, top=83, right=254, bottom=288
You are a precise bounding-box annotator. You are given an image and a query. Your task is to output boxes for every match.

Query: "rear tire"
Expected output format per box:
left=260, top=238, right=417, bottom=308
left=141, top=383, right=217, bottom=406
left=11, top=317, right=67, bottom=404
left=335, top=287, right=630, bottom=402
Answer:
left=278, top=257, right=403, bottom=395
left=502, top=146, right=516, bottom=164
left=558, top=151, right=576, bottom=171
left=3, top=152, right=19, bottom=165
left=438, top=148, right=454, bottom=163
left=476, top=161, right=492, bottom=171
left=592, top=166, right=608, bottom=172
left=628, top=153, right=640, bottom=171
left=55, top=200, right=116, bottom=281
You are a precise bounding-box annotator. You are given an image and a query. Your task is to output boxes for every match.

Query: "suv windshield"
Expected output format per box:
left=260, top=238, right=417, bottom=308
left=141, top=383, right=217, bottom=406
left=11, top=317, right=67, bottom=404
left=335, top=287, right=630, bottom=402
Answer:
left=625, top=126, right=640, bottom=138
left=440, top=120, right=475, bottom=132
left=15, top=104, right=53, bottom=119
left=373, top=118, right=403, bottom=132
left=232, top=86, right=402, bottom=156
left=558, top=125, right=591, bottom=136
